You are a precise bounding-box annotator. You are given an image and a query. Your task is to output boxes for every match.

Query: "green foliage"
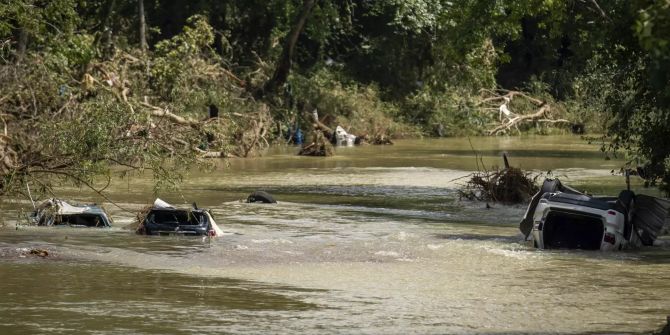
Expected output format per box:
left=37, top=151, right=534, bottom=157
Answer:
left=46, top=33, right=97, bottom=72
left=0, top=0, right=79, bottom=42
left=152, top=15, right=216, bottom=100
left=290, top=68, right=417, bottom=137
left=404, top=88, right=485, bottom=137
left=636, top=1, right=670, bottom=59
left=1, top=0, right=670, bottom=196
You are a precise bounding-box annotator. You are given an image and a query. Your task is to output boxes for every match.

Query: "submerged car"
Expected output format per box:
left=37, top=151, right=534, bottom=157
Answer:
left=31, top=199, right=112, bottom=228
left=137, top=198, right=223, bottom=236
left=520, top=179, right=668, bottom=251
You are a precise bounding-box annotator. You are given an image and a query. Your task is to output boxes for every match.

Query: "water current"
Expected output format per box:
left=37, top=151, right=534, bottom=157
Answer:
left=1, top=136, right=669, bottom=334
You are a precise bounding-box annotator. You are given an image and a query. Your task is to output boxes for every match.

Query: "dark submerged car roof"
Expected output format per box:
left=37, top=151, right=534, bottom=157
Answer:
left=542, top=192, right=616, bottom=211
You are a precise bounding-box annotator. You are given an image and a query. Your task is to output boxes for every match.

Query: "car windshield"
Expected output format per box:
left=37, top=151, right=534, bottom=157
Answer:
left=58, top=214, right=107, bottom=227
left=149, top=210, right=202, bottom=225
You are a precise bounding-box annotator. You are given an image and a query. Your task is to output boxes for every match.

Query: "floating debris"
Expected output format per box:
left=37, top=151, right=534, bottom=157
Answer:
left=29, top=248, right=49, bottom=257
left=298, top=130, right=334, bottom=157
left=457, top=167, right=539, bottom=204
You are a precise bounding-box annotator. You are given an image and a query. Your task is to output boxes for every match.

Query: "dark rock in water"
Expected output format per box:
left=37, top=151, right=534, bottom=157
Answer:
left=247, top=191, right=277, bottom=204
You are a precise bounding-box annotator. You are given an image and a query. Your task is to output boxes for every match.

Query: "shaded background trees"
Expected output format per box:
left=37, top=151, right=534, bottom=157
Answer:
left=0, top=0, right=669, bottom=195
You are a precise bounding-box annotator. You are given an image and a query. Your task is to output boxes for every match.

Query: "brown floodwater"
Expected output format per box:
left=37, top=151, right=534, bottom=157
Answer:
left=1, top=135, right=668, bottom=334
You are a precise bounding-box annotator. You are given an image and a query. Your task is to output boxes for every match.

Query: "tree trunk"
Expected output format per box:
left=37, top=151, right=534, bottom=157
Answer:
left=138, top=0, right=147, bottom=52
left=261, top=0, right=317, bottom=96
left=15, top=28, right=28, bottom=64
left=101, top=0, right=117, bottom=59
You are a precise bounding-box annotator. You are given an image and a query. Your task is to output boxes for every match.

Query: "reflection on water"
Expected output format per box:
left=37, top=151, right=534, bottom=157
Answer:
left=1, top=136, right=668, bottom=334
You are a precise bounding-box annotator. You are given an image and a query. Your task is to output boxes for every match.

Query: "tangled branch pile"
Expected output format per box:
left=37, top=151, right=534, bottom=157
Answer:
left=0, top=16, right=271, bottom=197
left=134, top=205, right=152, bottom=234
left=298, top=130, right=334, bottom=157
left=458, top=167, right=540, bottom=204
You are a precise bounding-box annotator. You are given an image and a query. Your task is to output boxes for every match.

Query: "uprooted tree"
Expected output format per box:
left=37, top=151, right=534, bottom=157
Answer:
left=480, top=90, right=571, bottom=135
left=0, top=15, right=271, bottom=198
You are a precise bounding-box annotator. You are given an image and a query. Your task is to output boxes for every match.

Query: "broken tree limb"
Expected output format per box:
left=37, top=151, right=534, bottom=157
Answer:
left=489, top=104, right=554, bottom=135
left=194, top=147, right=234, bottom=158
left=149, top=109, right=197, bottom=126
left=537, top=118, right=571, bottom=124
left=481, top=88, right=573, bottom=135
left=310, top=109, right=334, bottom=139
left=582, top=0, right=611, bottom=22
left=141, top=102, right=199, bottom=126
left=479, top=89, right=544, bottom=106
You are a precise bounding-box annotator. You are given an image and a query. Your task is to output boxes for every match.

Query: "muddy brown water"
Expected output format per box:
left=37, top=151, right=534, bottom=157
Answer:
left=1, top=136, right=669, bottom=334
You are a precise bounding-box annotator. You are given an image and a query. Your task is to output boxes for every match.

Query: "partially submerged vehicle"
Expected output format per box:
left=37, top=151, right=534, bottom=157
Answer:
left=137, top=199, right=223, bottom=236
left=31, top=199, right=112, bottom=228
left=520, top=179, right=669, bottom=251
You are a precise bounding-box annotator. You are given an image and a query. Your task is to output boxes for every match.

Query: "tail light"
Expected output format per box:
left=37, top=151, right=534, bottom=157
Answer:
left=207, top=229, right=216, bottom=237
left=603, top=232, right=616, bottom=244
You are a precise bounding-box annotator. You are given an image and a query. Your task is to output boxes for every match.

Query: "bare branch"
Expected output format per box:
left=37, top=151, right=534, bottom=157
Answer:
left=141, top=102, right=199, bottom=126
left=585, top=0, right=611, bottom=22
left=489, top=105, right=556, bottom=135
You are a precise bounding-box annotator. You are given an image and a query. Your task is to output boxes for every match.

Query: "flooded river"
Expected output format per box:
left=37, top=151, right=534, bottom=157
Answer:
left=1, top=136, right=669, bottom=334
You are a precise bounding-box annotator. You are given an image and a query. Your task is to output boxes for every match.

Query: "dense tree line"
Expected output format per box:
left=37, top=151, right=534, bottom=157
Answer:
left=0, top=0, right=668, bottom=196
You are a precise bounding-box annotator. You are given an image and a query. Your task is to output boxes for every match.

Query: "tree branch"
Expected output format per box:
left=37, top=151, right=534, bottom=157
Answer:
left=489, top=105, right=563, bottom=135
left=141, top=102, right=199, bottom=126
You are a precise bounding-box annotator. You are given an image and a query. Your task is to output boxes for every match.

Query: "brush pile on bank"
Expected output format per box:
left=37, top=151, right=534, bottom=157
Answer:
left=289, top=69, right=419, bottom=143
left=458, top=167, right=540, bottom=204
left=298, top=130, right=334, bottom=156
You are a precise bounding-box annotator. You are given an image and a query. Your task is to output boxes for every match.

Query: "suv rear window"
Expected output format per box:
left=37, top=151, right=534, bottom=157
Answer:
left=58, top=214, right=107, bottom=227
left=149, top=210, right=203, bottom=226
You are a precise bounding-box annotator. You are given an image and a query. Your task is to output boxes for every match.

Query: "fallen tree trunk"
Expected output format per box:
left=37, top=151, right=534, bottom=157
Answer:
left=261, top=0, right=316, bottom=96
left=488, top=104, right=570, bottom=135
left=141, top=102, right=199, bottom=127
left=194, top=147, right=234, bottom=158
left=309, top=109, right=334, bottom=139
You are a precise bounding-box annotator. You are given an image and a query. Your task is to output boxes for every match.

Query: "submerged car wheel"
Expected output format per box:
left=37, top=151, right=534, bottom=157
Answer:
left=541, top=179, right=560, bottom=195
left=246, top=191, right=277, bottom=204
left=617, top=190, right=635, bottom=240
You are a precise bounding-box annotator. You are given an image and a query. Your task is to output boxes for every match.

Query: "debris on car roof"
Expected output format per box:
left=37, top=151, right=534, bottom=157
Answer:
left=30, top=199, right=112, bottom=228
